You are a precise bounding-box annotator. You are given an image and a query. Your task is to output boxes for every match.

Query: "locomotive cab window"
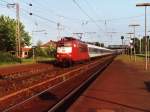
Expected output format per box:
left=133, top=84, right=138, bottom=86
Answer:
left=58, top=43, right=72, bottom=47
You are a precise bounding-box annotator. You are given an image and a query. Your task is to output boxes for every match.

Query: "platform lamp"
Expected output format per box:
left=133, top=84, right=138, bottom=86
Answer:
left=136, top=3, right=150, bottom=70
left=126, top=32, right=134, bottom=59
left=129, top=24, right=140, bottom=62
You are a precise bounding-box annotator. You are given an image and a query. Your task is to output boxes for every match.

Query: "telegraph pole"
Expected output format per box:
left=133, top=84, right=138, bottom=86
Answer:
left=7, top=3, right=21, bottom=58
left=16, top=3, right=20, bottom=58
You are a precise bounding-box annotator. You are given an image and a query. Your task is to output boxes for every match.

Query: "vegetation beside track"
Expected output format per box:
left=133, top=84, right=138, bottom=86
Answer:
left=0, top=52, right=21, bottom=65
left=0, top=52, right=55, bottom=67
left=136, top=53, right=150, bottom=58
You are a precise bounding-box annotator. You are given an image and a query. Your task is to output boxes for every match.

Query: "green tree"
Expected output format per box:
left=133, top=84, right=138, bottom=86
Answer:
left=132, top=37, right=140, bottom=54
left=141, top=36, right=150, bottom=54
left=0, top=15, right=31, bottom=51
left=35, top=41, right=47, bottom=57
left=45, top=45, right=56, bottom=57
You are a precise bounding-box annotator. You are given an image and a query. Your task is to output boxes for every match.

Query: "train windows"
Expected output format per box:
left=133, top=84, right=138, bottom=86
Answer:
left=88, top=47, right=95, bottom=53
left=79, top=45, right=87, bottom=52
left=88, top=47, right=92, bottom=53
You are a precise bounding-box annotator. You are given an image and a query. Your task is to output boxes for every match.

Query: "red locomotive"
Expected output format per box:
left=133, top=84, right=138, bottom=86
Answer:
left=56, top=37, right=114, bottom=66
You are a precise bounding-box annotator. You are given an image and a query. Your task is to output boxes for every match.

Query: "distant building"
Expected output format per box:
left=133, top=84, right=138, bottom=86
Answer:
left=40, top=40, right=56, bottom=49
left=21, top=46, right=32, bottom=58
left=20, top=40, right=56, bottom=58
left=108, top=45, right=129, bottom=49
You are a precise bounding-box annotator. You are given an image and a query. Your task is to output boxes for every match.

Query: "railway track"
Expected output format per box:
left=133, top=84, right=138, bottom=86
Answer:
left=0, top=55, right=115, bottom=112
left=0, top=60, right=97, bottom=98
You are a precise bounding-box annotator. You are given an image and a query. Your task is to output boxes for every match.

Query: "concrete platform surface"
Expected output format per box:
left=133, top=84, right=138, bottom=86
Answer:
left=67, top=55, right=150, bottom=112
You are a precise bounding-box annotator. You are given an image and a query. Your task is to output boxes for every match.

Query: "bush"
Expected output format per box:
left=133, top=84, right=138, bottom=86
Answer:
left=0, top=51, right=21, bottom=64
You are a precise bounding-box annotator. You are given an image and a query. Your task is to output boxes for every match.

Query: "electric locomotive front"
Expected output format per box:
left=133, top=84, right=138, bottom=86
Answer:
left=56, top=37, right=74, bottom=64
left=56, top=37, right=89, bottom=65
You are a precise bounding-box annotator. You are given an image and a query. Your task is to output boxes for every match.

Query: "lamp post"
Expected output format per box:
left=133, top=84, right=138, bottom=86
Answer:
left=129, top=24, right=140, bottom=62
left=138, top=35, right=142, bottom=54
left=126, top=32, right=134, bottom=59
left=136, top=3, right=150, bottom=70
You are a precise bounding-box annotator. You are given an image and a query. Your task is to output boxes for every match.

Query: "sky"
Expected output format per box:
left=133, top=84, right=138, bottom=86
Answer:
left=0, top=0, right=150, bottom=46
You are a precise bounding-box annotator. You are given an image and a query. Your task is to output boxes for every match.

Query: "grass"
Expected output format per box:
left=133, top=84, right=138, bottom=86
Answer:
left=116, top=54, right=150, bottom=72
left=116, top=55, right=145, bottom=63
left=136, top=54, right=150, bottom=58
left=35, top=57, right=55, bottom=61
left=0, top=58, right=34, bottom=68
left=0, top=57, right=55, bottom=68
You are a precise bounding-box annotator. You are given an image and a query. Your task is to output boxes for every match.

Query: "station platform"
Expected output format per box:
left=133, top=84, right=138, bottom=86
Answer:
left=67, top=55, right=150, bottom=112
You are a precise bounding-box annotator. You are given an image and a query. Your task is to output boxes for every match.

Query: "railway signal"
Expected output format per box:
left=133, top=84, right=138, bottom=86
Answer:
left=121, top=36, right=124, bottom=54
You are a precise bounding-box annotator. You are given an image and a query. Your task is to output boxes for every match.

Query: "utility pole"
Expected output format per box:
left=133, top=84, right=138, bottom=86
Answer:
left=107, top=31, right=117, bottom=45
left=57, top=23, right=60, bottom=40
left=16, top=3, right=20, bottom=58
left=136, top=3, right=150, bottom=70
left=129, top=24, right=140, bottom=62
left=84, top=32, right=97, bottom=42
left=73, top=33, right=83, bottom=40
left=7, top=3, right=21, bottom=58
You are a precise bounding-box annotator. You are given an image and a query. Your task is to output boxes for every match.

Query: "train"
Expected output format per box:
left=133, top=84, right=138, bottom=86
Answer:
left=56, top=37, right=115, bottom=66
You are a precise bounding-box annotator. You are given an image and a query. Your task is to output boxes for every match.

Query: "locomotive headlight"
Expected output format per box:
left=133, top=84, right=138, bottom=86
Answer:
left=73, top=44, right=76, bottom=47
left=68, top=53, right=72, bottom=57
left=57, top=54, right=59, bottom=57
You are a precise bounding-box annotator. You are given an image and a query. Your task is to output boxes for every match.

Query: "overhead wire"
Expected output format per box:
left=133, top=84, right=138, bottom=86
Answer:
left=22, top=0, right=83, bottom=23
left=0, top=0, right=9, bottom=4
left=72, top=0, right=104, bottom=32
left=20, top=4, right=73, bottom=33
left=84, top=0, right=100, bottom=19
left=0, top=3, right=6, bottom=7
left=21, top=1, right=74, bottom=34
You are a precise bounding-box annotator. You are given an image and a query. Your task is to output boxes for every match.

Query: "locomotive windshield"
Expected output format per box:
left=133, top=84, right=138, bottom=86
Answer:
left=57, top=42, right=72, bottom=53
left=58, top=43, right=72, bottom=47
